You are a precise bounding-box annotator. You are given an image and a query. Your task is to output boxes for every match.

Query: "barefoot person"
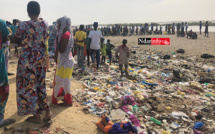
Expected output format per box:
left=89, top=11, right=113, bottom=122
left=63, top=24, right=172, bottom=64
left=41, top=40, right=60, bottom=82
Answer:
left=115, top=39, right=130, bottom=78
left=14, top=1, right=52, bottom=123
left=0, top=19, right=16, bottom=128
left=52, top=16, right=74, bottom=106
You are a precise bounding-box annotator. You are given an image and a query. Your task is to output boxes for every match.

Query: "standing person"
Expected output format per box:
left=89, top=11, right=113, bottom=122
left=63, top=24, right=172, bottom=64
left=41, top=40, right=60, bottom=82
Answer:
left=172, top=23, right=175, bottom=34
left=86, top=31, right=90, bottom=67
left=106, top=39, right=115, bottom=65
left=199, top=21, right=202, bottom=34
left=75, top=25, right=86, bottom=67
left=100, top=38, right=106, bottom=64
left=52, top=16, right=74, bottom=106
left=136, top=26, right=139, bottom=35
left=14, top=1, right=52, bottom=123
left=185, top=22, right=188, bottom=34
left=115, top=39, right=130, bottom=78
left=205, top=21, right=209, bottom=37
left=89, top=22, right=103, bottom=70
left=0, top=19, right=16, bottom=128
left=9, top=19, right=19, bottom=56
left=181, top=22, right=184, bottom=36
left=3, top=27, right=12, bottom=75
left=151, top=23, right=153, bottom=32
left=48, top=22, right=58, bottom=55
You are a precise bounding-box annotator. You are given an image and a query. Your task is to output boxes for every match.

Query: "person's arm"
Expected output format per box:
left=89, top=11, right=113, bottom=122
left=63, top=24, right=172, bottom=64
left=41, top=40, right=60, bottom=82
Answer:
left=14, top=22, right=24, bottom=45
left=111, top=44, right=115, bottom=50
left=54, top=37, right=58, bottom=63
left=59, top=38, right=69, bottom=53
left=88, top=31, right=92, bottom=48
left=127, top=47, right=131, bottom=58
left=115, top=47, right=119, bottom=59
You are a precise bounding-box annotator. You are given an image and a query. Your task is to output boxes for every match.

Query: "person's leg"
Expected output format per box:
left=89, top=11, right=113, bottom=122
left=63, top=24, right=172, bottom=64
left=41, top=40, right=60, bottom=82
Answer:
left=91, top=49, right=95, bottom=63
left=80, top=46, right=84, bottom=66
left=119, top=64, right=123, bottom=77
left=104, top=56, right=106, bottom=63
left=36, top=66, right=51, bottom=121
left=76, top=45, right=80, bottom=66
left=95, top=50, right=100, bottom=69
left=87, top=49, right=90, bottom=67
left=0, top=84, right=15, bottom=127
left=109, top=53, right=112, bottom=65
left=125, top=64, right=129, bottom=77
left=14, top=44, right=18, bottom=55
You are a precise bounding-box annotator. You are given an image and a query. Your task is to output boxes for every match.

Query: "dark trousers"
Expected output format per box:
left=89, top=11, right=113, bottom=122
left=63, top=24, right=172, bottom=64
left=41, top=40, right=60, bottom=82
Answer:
left=91, top=49, right=100, bottom=68
left=107, top=52, right=112, bottom=64
left=102, top=56, right=105, bottom=63
left=86, top=49, right=90, bottom=66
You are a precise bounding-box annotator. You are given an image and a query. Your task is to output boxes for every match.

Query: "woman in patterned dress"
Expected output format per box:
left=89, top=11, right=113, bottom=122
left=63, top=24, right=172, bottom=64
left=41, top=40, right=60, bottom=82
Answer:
left=14, top=1, right=52, bottom=123
left=52, top=16, right=74, bottom=106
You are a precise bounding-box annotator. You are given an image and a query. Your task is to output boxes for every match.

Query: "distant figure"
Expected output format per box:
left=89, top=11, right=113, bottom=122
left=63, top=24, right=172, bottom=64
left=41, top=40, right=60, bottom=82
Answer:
left=185, top=22, right=188, bottom=34
left=177, top=23, right=180, bottom=34
left=159, top=25, right=162, bottom=34
left=181, top=22, right=184, bottom=35
left=115, top=39, right=130, bottom=78
left=136, top=26, right=139, bottom=35
left=199, top=21, right=202, bottom=34
left=165, top=24, right=167, bottom=31
left=205, top=21, right=209, bottom=37
left=10, top=19, right=18, bottom=56
left=187, top=29, right=193, bottom=38
left=151, top=23, right=153, bottom=32
left=172, top=23, right=175, bottom=34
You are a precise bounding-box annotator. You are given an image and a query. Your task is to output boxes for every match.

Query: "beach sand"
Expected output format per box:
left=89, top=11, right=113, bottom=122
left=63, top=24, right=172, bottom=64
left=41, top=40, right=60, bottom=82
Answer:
left=1, top=32, right=215, bottom=134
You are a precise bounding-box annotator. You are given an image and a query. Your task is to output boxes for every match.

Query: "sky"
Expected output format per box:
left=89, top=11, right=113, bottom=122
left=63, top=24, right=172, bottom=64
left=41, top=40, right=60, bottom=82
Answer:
left=0, top=0, right=214, bottom=25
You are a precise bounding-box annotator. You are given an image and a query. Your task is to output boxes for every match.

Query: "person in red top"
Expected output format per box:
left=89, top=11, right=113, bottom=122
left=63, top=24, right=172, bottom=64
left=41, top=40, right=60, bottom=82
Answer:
left=115, top=39, right=130, bottom=78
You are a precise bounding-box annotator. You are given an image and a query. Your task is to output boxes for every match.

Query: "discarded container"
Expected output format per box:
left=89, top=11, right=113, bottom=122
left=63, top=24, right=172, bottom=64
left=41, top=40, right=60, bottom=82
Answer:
left=193, top=122, right=204, bottom=129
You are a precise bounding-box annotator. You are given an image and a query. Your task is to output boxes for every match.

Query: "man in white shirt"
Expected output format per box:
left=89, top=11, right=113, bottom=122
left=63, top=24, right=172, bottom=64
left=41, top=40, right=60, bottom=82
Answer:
left=89, top=22, right=103, bottom=70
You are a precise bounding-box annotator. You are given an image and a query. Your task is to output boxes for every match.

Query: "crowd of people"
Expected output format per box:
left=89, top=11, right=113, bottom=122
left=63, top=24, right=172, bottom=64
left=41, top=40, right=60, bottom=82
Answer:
left=71, top=21, right=210, bottom=37
left=0, top=1, right=132, bottom=127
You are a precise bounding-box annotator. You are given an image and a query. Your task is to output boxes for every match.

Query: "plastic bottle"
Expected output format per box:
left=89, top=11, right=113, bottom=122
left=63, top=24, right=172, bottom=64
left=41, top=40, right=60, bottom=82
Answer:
left=193, top=122, right=204, bottom=129
left=150, top=117, right=161, bottom=125
left=133, top=105, right=139, bottom=113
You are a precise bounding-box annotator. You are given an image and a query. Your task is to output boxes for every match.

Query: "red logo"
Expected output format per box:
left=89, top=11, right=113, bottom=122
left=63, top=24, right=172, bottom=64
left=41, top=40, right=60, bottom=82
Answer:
left=151, top=38, right=170, bottom=45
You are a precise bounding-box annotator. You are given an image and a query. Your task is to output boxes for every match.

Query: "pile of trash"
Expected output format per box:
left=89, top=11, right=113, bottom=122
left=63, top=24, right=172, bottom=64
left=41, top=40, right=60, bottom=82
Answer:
left=72, top=48, right=215, bottom=133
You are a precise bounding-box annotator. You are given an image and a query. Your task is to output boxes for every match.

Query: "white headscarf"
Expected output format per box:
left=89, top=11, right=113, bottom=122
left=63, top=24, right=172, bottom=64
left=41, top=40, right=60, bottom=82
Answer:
left=56, top=16, right=74, bottom=69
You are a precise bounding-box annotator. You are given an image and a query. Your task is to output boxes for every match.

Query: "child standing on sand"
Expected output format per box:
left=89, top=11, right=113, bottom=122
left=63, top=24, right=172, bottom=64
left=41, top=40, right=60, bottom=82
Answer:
left=106, top=39, right=115, bottom=65
left=115, top=39, right=130, bottom=78
left=100, top=38, right=106, bottom=64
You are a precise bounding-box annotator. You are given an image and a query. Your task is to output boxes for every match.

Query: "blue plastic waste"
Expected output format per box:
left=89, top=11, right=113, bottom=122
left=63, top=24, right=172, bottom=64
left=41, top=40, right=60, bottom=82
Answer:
left=141, top=81, right=158, bottom=86
left=193, top=122, right=204, bottom=129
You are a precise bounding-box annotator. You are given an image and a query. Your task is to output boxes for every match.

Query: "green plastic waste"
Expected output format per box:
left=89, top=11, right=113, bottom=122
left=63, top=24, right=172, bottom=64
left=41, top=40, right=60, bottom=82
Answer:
left=171, top=52, right=176, bottom=54
left=150, top=117, right=161, bottom=125
left=205, top=93, right=213, bottom=97
left=133, top=105, right=139, bottom=113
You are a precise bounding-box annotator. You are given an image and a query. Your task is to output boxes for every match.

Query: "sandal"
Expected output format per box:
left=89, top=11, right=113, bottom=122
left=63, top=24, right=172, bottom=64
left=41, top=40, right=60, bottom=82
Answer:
left=0, top=119, right=16, bottom=128
left=25, top=116, right=41, bottom=124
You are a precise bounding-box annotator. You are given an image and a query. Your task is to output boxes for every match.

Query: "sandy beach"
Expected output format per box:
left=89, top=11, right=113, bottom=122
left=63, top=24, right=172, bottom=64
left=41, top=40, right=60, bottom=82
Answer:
left=1, top=32, right=215, bottom=134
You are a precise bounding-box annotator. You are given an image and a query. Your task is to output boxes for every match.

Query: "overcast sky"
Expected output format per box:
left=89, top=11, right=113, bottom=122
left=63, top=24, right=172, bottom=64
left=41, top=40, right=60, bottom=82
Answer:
left=0, top=0, right=214, bottom=25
